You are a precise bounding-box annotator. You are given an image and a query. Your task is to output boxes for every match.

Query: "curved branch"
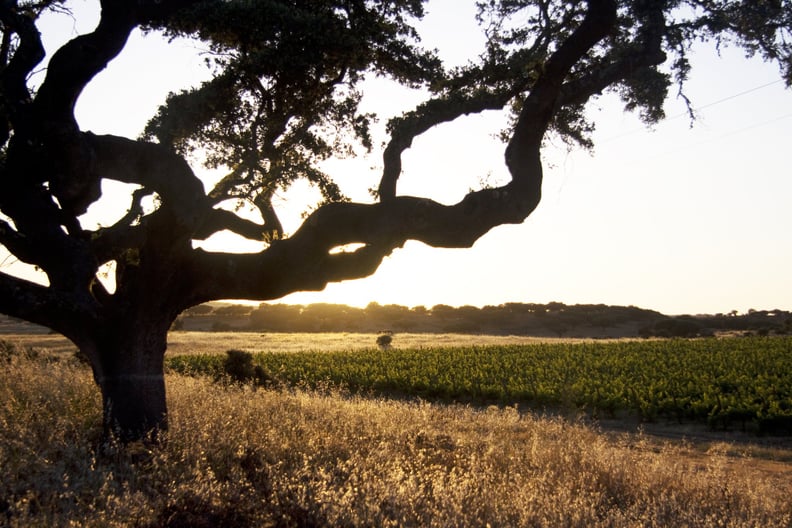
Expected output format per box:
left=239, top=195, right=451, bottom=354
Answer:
left=506, top=0, right=616, bottom=173
left=86, top=133, right=210, bottom=230
left=18, top=4, right=138, bottom=218
left=78, top=131, right=229, bottom=264
left=88, top=135, right=283, bottom=259
left=559, top=6, right=667, bottom=107
left=90, top=188, right=151, bottom=262
left=27, top=2, right=206, bottom=217
left=33, top=0, right=206, bottom=127
left=379, top=0, right=618, bottom=201
left=0, top=270, right=102, bottom=341
left=378, top=89, right=525, bottom=201
left=33, top=2, right=135, bottom=129
left=0, top=174, right=96, bottom=290
left=0, top=219, right=37, bottom=264
left=193, top=209, right=269, bottom=242
left=0, top=3, right=46, bottom=129
left=0, top=5, right=45, bottom=84
left=188, top=174, right=542, bottom=304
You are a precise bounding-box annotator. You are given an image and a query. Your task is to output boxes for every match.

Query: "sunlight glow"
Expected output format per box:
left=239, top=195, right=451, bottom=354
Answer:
left=3, top=0, right=789, bottom=315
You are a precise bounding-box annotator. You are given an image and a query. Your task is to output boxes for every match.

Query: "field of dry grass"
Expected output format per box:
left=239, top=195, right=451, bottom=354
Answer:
left=2, top=338, right=791, bottom=527
left=2, top=330, right=613, bottom=357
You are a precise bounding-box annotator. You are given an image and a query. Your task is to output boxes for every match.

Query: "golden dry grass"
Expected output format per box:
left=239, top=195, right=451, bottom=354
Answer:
left=165, top=331, right=602, bottom=356
left=2, top=349, right=791, bottom=527
left=3, top=331, right=603, bottom=358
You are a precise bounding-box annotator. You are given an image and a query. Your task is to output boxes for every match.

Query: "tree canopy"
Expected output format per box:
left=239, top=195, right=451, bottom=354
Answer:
left=1, top=0, right=790, bottom=441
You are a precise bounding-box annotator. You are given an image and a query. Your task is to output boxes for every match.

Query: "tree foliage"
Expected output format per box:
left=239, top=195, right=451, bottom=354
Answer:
left=0, top=0, right=790, bottom=441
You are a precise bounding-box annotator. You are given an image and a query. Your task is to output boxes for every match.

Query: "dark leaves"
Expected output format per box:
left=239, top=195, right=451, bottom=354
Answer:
left=142, top=0, right=441, bottom=206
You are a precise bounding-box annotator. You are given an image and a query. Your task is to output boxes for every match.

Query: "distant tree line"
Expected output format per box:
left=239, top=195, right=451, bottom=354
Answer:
left=176, top=302, right=792, bottom=338
left=638, top=310, right=792, bottom=338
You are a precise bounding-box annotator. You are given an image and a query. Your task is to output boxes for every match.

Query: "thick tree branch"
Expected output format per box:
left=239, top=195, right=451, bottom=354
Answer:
left=28, top=1, right=204, bottom=216
left=0, top=219, right=37, bottom=264
left=33, top=3, right=134, bottom=128
left=378, top=88, right=526, bottom=201
left=506, top=0, right=616, bottom=177
left=559, top=6, right=667, bottom=107
left=0, top=5, right=45, bottom=119
left=34, top=0, right=205, bottom=126
left=0, top=270, right=101, bottom=341
left=188, top=180, right=542, bottom=304
left=379, top=0, right=618, bottom=201
left=0, top=173, right=97, bottom=291
left=88, top=138, right=279, bottom=260
left=86, top=133, right=210, bottom=231
left=193, top=209, right=269, bottom=242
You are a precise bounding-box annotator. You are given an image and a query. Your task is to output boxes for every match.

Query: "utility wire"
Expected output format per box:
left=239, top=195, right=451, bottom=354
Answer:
left=618, top=111, right=792, bottom=168
left=678, top=79, right=784, bottom=115
left=699, top=111, right=792, bottom=143
left=601, top=79, right=785, bottom=143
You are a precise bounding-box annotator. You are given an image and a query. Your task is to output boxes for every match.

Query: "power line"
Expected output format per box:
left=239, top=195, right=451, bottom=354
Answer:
left=619, top=111, right=792, bottom=168
left=701, top=111, right=792, bottom=143
left=678, top=79, right=784, bottom=116
left=601, top=79, right=785, bottom=143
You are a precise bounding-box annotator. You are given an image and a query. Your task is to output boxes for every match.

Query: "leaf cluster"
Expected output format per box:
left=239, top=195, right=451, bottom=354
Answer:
left=466, top=0, right=792, bottom=148
left=142, top=0, right=442, bottom=206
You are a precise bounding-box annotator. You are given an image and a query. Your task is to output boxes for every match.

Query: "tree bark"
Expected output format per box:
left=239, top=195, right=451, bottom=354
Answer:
left=92, top=318, right=171, bottom=443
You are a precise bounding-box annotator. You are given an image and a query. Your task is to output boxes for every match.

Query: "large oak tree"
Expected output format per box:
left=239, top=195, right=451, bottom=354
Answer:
left=1, top=0, right=790, bottom=442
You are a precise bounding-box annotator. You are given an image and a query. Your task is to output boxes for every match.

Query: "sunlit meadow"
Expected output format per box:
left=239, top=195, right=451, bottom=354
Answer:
left=1, top=338, right=791, bottom=527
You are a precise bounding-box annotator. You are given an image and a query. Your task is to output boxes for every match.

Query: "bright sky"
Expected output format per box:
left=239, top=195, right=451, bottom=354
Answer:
left=4, top=0, right=792, bottom=316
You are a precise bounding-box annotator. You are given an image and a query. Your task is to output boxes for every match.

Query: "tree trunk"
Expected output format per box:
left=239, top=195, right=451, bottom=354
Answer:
left=94, top=319, right=170, bottom=444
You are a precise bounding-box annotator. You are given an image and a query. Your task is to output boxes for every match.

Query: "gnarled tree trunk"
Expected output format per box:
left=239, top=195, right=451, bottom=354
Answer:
left=89, top=317, right=172, bottom=443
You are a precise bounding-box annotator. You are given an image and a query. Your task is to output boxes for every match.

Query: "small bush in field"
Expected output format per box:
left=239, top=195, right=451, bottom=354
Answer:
left=375, top=333, right=393, bottom=349
left=222, top=349, right=273, bottom=386
left=223, top=349, right=256, bottom=383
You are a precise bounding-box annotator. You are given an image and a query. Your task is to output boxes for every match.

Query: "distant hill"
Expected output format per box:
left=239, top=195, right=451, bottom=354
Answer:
left=4, top=303, right=790, bottom=339
left=173, top=302, right=792, bottom=339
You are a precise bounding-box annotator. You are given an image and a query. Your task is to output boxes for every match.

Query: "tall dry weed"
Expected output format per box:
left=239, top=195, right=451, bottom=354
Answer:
left=1, top=350, right=790, bottom=527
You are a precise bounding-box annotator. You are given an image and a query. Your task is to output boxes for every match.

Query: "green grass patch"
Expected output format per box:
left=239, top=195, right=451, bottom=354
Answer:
left=167, top=336, right=792, bottom=434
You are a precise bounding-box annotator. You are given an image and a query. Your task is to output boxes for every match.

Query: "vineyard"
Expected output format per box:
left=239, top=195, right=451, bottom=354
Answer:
left=168, top=336, right=792, bottom=434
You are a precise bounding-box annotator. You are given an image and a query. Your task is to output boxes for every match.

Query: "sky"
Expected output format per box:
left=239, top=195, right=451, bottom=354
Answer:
left=3, top=0, right=792, bottom=316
